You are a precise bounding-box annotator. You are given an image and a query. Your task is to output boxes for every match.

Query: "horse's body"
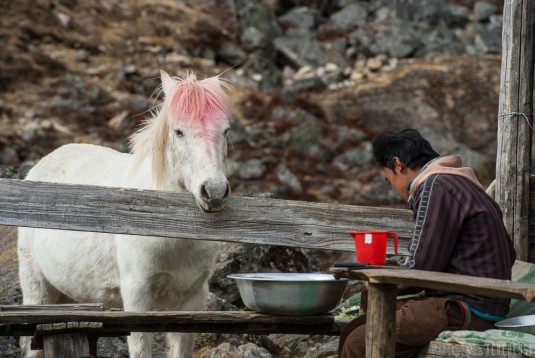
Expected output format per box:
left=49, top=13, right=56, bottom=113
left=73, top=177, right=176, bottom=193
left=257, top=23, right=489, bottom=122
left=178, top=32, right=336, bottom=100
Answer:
left=18, top=71, right=233, bottom=358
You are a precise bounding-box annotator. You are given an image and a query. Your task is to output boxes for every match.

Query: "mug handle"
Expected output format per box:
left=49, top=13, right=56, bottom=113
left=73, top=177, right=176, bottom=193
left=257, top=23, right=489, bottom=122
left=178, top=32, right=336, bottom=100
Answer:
left=388, top=232, right=399, bottom=254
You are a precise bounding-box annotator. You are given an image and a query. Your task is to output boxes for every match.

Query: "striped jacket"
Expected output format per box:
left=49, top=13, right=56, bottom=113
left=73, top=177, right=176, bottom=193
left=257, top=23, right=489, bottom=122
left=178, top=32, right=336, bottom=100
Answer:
left=407, top=172, right=516, bottom=317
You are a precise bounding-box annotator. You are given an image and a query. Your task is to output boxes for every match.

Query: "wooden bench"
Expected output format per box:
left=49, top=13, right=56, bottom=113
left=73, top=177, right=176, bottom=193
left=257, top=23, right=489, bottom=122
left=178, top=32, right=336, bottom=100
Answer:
left=0, top=304, right=342, bottom=357
left=330, top=268, right=535, bottom=358
left=3, top=273, right=532, bottom=358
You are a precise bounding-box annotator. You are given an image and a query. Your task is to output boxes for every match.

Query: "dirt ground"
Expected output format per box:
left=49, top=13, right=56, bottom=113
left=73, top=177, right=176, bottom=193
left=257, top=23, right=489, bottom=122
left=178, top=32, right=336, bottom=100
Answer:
left=0, top=226, right=20, bottom=305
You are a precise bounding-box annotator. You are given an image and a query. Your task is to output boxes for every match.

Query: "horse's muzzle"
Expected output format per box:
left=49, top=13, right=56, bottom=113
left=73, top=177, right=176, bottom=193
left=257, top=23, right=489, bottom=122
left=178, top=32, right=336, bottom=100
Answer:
left=198, top=181, right=230, bottom=212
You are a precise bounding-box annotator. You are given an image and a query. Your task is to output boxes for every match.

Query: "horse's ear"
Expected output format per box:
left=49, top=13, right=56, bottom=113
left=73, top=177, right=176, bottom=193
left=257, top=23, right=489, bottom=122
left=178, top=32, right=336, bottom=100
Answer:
left=160, top=70, right=175, bottom=98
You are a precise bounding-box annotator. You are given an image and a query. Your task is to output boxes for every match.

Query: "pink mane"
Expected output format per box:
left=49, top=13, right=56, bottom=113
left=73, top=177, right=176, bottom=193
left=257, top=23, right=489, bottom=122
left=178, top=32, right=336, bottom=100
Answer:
left=166, top=73, right=232, bottom=127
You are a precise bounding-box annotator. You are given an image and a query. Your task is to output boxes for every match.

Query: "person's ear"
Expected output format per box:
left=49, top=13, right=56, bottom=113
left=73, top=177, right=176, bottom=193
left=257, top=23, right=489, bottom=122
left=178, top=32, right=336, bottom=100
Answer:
left=392, top=157, right=407, bottom=174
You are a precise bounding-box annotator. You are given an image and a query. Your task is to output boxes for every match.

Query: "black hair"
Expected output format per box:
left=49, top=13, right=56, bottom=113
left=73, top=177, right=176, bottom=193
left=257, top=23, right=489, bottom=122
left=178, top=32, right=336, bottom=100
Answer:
left=372, top=129, right=440, bottom=170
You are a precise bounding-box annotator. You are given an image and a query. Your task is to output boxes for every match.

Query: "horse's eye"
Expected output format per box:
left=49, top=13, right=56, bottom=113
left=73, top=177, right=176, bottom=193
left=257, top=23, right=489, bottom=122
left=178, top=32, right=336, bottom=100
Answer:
left=224, top=128, right=230, bottom=136
left=175, top=129, right=184, bottom=137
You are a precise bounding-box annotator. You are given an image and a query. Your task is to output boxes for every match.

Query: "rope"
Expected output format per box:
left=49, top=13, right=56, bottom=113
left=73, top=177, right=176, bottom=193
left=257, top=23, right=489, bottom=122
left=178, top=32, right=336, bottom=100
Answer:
left=498, top=112, right=535, bottom=132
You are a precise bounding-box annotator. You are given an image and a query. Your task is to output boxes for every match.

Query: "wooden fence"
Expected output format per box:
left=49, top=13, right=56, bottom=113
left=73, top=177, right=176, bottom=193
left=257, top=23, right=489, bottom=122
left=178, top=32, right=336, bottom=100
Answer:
left=0, top=178, right=414, bottom=255
left=3, top=178, right=535, bottom=259
left=2, top=176, right=535, bottom=357
left=0, top=177, right=415, bottom=356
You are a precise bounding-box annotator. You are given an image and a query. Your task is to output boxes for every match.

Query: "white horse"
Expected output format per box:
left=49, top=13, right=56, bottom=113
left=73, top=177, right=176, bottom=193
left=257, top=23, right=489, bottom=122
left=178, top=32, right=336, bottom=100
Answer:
left=18, top=70, right=233, bottom=357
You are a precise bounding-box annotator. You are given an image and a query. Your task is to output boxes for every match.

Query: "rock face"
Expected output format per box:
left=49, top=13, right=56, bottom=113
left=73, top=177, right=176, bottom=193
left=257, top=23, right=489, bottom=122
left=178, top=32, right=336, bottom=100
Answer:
left=0, top=0, right=511, bottom=356
left=1, top=0, right=506, bottom=205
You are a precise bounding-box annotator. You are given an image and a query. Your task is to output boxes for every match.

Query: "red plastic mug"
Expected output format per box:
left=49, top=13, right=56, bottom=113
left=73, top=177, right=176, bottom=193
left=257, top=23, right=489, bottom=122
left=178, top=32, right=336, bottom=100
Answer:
left=347, top=230, right=399, bottom=265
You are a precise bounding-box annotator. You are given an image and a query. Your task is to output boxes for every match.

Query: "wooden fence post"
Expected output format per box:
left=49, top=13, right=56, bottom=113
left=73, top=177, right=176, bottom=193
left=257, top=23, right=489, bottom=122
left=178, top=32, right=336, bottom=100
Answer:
left=365, top=282, right=397, bottom=358
left=496, top=0, right=535, bottom=261
left=41, top=333, right=91, bottom=358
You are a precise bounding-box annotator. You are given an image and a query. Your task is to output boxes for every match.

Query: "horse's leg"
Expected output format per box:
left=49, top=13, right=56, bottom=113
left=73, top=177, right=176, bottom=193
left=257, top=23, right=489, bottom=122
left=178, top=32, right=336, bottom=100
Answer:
left=120, top=280, right=154, bottom=358
left=18, top=229, right=69, bottom=358
left=165, top=273, right=211, bottom=358
left=116, top=234, right=155, bottom=358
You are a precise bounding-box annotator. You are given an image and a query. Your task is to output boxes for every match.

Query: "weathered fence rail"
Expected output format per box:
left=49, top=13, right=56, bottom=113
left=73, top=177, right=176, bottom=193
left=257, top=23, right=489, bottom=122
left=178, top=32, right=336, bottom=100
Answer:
left=0, top=310, right=341, bottom=337
left=0, top=178, right=414, bottom=255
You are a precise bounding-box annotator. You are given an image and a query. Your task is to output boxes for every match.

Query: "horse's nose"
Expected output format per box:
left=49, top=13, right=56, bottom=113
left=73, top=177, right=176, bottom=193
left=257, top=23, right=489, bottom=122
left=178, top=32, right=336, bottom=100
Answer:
left=200, top=181, right=231, bottom=202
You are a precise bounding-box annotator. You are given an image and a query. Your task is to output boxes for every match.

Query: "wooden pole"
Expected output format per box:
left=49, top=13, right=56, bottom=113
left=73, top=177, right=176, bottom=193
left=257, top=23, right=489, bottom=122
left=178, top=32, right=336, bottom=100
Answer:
left=42, top=333, right=91, bottom=358
left=365, top=282, right=397, bottom=358
left=496, top=0, right=535, bottom=261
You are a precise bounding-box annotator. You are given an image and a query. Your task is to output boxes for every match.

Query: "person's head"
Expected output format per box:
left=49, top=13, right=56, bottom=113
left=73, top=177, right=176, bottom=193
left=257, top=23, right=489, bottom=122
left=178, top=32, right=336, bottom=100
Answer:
left=372, top=129, right=440, bottom=200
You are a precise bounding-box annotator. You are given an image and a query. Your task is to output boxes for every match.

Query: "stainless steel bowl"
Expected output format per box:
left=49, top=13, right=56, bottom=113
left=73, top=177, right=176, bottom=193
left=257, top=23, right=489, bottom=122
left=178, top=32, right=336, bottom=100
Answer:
left=228, top=273, right=348, bottom=315
left=495, top=315, right=535, bottom=334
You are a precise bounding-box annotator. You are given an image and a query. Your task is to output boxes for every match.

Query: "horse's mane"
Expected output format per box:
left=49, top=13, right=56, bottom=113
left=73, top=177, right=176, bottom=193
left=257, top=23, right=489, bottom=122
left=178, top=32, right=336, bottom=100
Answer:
left=129, top=73, right=233, bottom=188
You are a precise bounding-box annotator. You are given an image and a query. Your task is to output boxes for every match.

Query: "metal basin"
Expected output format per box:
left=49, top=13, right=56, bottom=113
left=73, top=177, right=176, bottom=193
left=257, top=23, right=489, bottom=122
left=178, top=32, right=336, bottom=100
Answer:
left=495, top=315, right=535, bottom=334
left=228, top=273, right=348, bottom=315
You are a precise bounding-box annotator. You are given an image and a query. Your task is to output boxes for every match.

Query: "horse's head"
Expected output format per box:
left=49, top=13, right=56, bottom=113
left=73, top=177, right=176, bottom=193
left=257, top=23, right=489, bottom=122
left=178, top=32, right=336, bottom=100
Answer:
left=131, top=70, right=233, bottom=212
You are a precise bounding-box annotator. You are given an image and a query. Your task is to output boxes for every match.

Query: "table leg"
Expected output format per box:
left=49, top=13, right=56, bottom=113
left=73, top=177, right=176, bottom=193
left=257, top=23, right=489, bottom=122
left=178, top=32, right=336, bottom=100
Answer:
left=366, top=282, right=397, bottom=358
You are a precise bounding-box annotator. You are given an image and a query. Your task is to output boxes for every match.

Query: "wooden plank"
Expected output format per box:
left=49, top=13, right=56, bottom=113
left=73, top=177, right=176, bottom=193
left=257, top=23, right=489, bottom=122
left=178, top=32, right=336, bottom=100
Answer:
left=38, top=322, right=104, bottom=332
left=0, top=178, right=413, bottom=254
left=0, top=304, right=105, bottom=312
left=366, top=282, right=396, bottom=358
left=32, top=322, right=103, bottom=352
left=0, top=310, right=341, bottom=336
left=330, top=268, right=535, bottom=301
left=42, top=333, right=91, bottom=358
left=495, top=0, right=535, bottom=261
left=531, top=194, right=535, bottom=249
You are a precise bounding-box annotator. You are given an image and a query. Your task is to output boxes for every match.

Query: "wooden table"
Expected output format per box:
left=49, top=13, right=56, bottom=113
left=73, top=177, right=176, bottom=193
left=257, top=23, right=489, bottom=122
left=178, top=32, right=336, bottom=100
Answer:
left=329, top=268, right=535, bottom=358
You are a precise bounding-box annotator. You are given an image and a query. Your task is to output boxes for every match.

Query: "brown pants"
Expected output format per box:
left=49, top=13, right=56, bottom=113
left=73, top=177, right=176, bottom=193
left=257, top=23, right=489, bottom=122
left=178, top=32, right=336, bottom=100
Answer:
left=338, top=297, right=495, bottom=358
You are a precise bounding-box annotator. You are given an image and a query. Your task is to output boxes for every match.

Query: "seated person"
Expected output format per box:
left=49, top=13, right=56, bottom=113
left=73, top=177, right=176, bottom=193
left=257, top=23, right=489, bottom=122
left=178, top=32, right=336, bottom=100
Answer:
left=339, top=129, right=516, bottom=358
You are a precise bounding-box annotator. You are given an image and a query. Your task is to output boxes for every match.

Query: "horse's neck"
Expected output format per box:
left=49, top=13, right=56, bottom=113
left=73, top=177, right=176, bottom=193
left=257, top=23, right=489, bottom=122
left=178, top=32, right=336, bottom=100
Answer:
left=127, top=156, right=185, bottom=193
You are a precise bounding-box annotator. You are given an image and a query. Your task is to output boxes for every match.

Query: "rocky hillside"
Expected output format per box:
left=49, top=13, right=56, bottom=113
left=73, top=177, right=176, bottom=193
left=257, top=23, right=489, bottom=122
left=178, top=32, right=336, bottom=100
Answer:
left=1, top=0, right=506, bottom=205
left=0, top=0, right=509, bottom=356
